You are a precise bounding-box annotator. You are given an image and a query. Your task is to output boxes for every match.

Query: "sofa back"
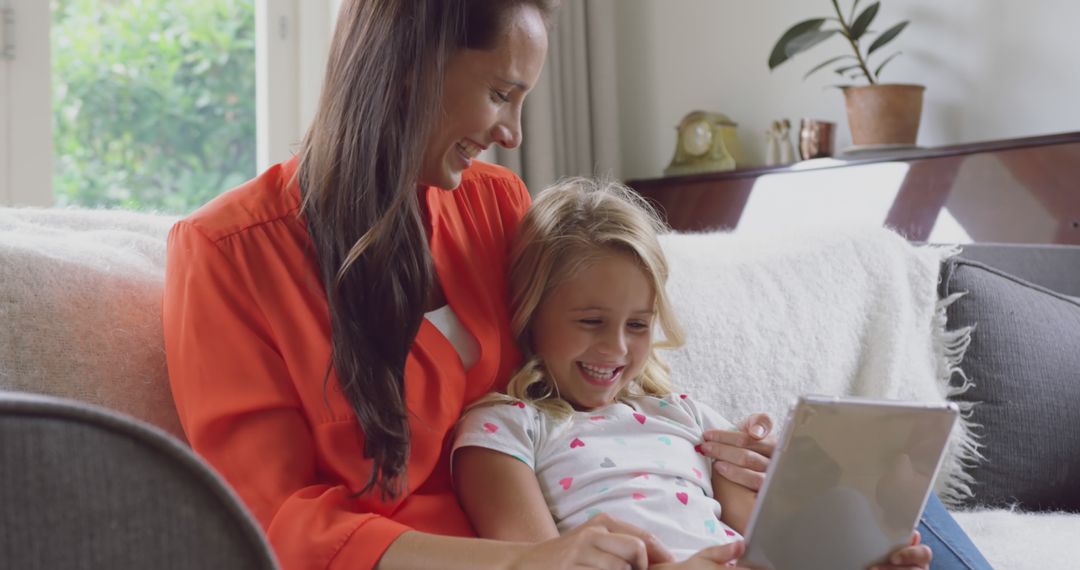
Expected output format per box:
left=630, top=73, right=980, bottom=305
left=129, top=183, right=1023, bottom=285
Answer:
left=0, top=208, right=184, bottom=439
left=956, top=243, right=1080, bottom=297
left=4, top=206, right=1079, bottom=453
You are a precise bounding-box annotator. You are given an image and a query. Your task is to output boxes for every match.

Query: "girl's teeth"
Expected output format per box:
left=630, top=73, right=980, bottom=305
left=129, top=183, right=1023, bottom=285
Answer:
left=581, top=363, right=617, bottom=377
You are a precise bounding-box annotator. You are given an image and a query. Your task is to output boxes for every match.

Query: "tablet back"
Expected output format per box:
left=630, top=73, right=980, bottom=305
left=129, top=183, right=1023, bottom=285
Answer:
left=741, top=395, right=959, bottom=570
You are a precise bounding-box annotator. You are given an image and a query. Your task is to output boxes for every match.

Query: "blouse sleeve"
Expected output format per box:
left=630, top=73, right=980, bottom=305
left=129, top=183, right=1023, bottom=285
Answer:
left=163, top=221, right=409, bottom=570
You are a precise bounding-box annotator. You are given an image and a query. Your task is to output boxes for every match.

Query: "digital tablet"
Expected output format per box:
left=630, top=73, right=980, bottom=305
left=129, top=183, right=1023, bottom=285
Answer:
left=741, top=395, right=959, bottom=570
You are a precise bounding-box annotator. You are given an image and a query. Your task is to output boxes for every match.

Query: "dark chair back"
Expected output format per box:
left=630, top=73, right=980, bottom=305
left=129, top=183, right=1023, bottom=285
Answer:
left=0, top=391, right=279, bottom=570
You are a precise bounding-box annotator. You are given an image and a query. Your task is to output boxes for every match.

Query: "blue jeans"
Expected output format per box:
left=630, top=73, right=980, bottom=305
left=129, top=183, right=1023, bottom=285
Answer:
left=916, top=495, right=992, bottom=569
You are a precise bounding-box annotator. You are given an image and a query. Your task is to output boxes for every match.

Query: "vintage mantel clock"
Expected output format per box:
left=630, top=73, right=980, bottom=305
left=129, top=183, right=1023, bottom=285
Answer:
left=664, top=110, right=743, bottom=177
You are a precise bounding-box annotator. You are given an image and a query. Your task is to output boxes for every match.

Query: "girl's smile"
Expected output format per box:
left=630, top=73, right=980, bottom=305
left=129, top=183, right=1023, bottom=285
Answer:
left=577, top=362, right=625, bottom=387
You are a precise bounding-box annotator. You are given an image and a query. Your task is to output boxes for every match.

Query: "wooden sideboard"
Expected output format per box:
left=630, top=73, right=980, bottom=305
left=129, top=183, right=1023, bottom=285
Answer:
left=626, top=132, right=1080, bottom=244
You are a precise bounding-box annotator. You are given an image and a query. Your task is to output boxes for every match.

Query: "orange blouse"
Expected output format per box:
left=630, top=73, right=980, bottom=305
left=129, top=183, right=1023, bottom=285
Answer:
left=162, top=157, right=530, bottom=569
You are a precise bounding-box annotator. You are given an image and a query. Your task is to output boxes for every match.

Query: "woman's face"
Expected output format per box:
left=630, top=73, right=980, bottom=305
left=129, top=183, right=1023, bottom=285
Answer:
left=419, top=5, right=549, bottom=190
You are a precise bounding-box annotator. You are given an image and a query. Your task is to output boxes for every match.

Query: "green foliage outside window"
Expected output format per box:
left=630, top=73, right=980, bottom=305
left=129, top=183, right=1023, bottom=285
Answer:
left=51, top=0, right=256, bottom=214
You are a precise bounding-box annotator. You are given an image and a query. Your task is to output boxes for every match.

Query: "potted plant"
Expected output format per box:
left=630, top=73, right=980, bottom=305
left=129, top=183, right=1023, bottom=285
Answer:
left=768, top=0, right=923, bottom=147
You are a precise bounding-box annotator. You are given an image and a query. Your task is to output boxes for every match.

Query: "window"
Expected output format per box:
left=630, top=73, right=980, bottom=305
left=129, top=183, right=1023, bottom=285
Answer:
left=51, top=0, right=256, bottom=213
left=0, top=0, right=328, bottom=213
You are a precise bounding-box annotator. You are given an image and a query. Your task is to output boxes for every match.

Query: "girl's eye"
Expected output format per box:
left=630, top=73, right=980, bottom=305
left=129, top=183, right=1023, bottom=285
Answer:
left=490, top=89, right=511, bottom=103
left=578, top=318, right=602, bottom=326
left=628, top=321, right=649, bottom=331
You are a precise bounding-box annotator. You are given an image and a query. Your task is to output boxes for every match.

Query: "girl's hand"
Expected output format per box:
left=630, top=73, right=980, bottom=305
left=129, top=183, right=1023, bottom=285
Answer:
left=511, top=513, right=675, bottom=570
left=870, top=531, right=933, bottom=570
left=649, top=541, right=749, bottom=569
left=700, top=413, right=777, bottom=491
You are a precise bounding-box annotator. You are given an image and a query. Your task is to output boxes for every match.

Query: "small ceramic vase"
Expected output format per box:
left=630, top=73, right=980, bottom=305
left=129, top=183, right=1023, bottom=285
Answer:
left=779, top=119, right=796, bottom=164
left=765, top=121, right=781, bottom=166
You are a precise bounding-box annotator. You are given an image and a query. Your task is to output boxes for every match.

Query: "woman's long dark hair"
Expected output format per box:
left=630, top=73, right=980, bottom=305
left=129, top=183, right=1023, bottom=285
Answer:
left=298, top=0, right=556, bottom=499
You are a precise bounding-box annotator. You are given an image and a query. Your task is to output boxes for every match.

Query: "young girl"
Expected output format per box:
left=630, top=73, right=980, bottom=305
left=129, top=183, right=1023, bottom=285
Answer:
left=452, top=178, right=757, bottom=564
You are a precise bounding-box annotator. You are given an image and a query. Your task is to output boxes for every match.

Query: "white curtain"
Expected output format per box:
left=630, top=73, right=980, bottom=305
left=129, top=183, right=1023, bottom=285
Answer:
left=490, top=0, right=622, bottom=193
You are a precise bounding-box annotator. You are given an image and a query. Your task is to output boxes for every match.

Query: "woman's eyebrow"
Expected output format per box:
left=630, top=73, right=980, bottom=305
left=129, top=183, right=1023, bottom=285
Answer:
left=495, top=76, right=529, bottom=91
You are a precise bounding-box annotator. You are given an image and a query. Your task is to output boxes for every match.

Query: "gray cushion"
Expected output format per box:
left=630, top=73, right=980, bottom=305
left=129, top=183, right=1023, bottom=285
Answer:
left=940, top=258, right=1080, bottom=512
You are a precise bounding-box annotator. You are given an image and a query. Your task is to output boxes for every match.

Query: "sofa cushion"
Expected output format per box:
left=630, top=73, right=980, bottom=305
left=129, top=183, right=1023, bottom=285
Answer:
left=940, top=257, right=1080, bottom=511
left=0, top=208, right=185, bottom=440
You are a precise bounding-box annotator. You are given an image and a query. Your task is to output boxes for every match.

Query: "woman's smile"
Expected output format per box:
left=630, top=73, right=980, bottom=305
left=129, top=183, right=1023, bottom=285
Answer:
left=454, top=139, right=486, bottom=168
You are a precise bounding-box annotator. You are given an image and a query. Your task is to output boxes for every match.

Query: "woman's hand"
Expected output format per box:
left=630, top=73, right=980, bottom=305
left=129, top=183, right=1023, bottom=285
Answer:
left=511, top=513, right=675, bottom=570
left=649, top=541, right=749, bottom=569
left=700, top=413, right=777, bottom=491
left=870, top=531, right=933, bottom=570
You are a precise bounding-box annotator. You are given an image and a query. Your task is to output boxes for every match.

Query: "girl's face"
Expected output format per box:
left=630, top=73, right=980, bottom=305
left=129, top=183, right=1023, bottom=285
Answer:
left=531, top=252, right=657, bottom=411
left=419, top=5, right=548, bottom=190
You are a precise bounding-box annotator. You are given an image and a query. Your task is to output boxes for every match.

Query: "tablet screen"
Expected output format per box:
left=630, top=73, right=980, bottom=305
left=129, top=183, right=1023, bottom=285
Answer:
left=741, top=395, right=959, bottom=570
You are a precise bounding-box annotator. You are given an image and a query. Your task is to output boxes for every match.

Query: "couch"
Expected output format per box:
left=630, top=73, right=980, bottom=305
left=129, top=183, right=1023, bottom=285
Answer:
left=2, top=206, right=1078, bottom=569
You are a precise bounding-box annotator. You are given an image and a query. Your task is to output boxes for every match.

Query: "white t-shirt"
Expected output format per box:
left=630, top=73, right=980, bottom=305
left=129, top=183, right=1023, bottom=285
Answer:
left=424, top=304, right=479, bottom=370
left=453, top=393, right=743, bottom=560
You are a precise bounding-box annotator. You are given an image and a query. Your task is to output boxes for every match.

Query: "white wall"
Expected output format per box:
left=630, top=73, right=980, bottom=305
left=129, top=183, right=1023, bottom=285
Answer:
left=615, top=0, right=1080, bottom=180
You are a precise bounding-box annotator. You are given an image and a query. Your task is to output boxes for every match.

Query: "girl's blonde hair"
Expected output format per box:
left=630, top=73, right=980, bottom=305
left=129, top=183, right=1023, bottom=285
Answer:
left=484, top=177, right=686, bottom=418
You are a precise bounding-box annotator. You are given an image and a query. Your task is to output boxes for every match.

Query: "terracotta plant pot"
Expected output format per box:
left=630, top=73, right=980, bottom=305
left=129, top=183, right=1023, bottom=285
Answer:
left=842, top=83, right=925, bottom=146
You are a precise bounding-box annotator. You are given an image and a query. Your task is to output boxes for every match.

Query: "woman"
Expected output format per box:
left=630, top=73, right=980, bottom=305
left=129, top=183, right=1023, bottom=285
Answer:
left=162, top=1, right=978, bottom=568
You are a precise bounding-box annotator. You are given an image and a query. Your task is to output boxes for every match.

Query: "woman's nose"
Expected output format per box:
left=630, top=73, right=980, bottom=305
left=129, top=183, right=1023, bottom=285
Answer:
left=491, top=111, right=522, bottom=149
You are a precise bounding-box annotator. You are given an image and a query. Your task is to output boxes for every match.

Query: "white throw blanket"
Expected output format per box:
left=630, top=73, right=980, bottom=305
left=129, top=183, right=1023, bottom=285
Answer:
left=657, top=225, right=978, bottom=505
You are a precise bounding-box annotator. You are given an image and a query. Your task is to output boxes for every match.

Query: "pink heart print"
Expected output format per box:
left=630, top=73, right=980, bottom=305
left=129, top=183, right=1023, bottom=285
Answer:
left=676, top=492, right=689, bottom=505
left=692, top=467, right=702, bottom=479
left=633, top=413, right=646, bottom=424
left=632, top=492, right=646, bottom=500
left=725, top=529, right=736, bottom=537
left=482, top=422, right=498, bottom=433
left=570, top=438, right=585, bottom=448
left=559, top=477, right=574, bottom=490
left=510, top=401, right=525, bottom=408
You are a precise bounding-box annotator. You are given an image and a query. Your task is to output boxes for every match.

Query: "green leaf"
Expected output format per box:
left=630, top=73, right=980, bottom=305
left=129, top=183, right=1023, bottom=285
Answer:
left=834, top=64, right=862, bottom=75
left=769, top=18, right=827, bottom=69
left=788, top=29, right=840, bottom=60
left=868, top=20, right=909, bottom=55
left=848, top=0, right=862, bottom=23
left=803, top=55, right=856, bottom=80
left=849, top=2, right=880, bottom=41
left=873, top=51, right=903, bottom=79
